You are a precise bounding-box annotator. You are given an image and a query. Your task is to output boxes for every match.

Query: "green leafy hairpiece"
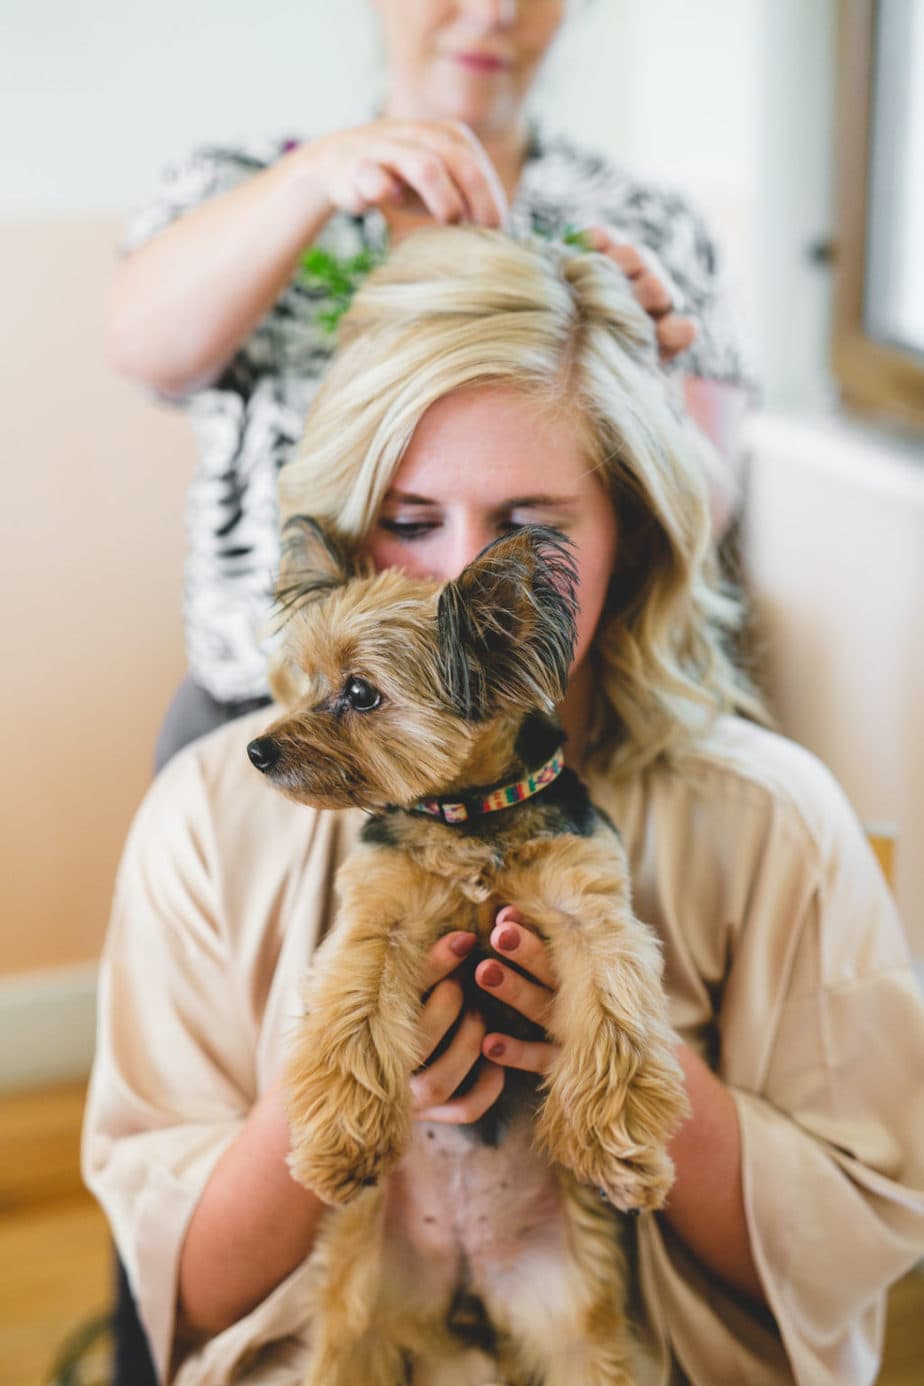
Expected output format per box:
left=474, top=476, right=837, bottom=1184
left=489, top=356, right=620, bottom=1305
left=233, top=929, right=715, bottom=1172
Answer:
left=561, top=225, right=595, bottom=250
left=298, top=245, right=386, bottom=335
left=298, top=225, right=593, bottom=336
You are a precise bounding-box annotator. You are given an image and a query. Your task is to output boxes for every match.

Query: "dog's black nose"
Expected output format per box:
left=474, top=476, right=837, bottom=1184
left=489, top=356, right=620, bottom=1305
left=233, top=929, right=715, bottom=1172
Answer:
left=247, top=736, right=281, bottom=774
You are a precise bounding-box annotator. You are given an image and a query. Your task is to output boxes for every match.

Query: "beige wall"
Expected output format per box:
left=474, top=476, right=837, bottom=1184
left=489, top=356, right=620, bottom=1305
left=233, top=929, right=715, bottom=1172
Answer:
left=0, top=219, right=192, bottom=975
left=742, top=412, right=924, bottom=957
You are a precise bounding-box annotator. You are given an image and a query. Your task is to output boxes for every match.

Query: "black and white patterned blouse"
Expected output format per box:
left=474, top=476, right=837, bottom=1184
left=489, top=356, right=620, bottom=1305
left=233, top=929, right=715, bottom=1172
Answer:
left=127, top=130, right=748, bottom=704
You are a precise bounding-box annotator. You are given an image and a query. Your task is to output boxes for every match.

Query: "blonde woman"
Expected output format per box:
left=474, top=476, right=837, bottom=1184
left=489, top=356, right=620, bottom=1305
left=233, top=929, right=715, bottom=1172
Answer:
left=111, top=0, right=747, bottom=770
left=85, top=230, right=924, bottom=1386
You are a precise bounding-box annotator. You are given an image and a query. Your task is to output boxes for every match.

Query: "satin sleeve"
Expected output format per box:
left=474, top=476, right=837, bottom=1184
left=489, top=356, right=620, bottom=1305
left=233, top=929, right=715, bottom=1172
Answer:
left=732, top=828, right=924, bottom=1385
left=82, top=748, right=259, bottom=1382
left=633, top=741, right=924, bottom=1385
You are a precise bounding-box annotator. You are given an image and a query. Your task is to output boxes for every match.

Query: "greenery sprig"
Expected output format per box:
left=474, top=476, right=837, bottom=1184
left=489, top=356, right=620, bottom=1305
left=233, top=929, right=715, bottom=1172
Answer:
left=298, top=245, right=385, bottom=335
left=298, top=225, right=592, bottom=337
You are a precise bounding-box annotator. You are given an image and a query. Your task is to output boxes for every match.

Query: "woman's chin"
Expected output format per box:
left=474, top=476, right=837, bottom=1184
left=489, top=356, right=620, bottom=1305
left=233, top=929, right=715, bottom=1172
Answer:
left=427, top=71, right=518, bottom=135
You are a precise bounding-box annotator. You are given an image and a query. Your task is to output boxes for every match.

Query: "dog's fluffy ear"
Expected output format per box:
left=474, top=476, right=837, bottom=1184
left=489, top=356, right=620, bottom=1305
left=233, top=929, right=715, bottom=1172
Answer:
left=274, top=515, right=354, bottom=620
left=436, top=526, right=578, bottom=720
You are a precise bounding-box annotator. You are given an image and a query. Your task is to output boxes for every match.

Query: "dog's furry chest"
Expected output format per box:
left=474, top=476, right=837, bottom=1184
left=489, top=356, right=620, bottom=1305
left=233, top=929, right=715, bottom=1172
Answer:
left=359, top=766, right=613, bottom=907
left=384, top=1114, right=567, bottom=1287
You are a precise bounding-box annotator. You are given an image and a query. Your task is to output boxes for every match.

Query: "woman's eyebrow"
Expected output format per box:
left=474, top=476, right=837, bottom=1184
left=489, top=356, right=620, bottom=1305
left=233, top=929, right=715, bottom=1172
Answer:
left=383, top=490, right=577, bottom=508
left=383, top=491, right=436, bottom=506
left=500, top=494, right=578, bottom=509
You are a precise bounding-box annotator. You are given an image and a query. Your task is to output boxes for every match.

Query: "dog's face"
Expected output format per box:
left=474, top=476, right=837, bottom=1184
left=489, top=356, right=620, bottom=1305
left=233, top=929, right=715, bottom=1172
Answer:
left=248, top=518, right=578, bottom=810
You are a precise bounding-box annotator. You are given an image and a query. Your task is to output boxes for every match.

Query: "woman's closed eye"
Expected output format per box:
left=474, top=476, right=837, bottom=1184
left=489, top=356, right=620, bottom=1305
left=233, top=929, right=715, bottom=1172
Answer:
left=376, top=513, right=562, bottom=544
left=377, top=518, right=439, bottom=541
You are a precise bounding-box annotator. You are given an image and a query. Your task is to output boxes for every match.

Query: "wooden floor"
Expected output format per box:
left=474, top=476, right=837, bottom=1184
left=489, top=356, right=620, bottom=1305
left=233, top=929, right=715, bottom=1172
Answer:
left=0, top=1084, right=111, bottom=1386
left=1, top=1083, right=922, bottom=1386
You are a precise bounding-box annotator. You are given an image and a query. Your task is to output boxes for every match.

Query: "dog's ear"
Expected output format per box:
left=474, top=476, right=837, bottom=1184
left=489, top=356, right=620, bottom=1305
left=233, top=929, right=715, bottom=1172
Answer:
left=274, top=515, right=354, bottom=620
left=436, top=526, right=578, bottom=720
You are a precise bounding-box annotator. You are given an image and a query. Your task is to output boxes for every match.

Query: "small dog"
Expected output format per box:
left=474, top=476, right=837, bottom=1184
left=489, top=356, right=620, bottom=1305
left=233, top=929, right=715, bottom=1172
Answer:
left=248, top=518, right=688, bottom=1386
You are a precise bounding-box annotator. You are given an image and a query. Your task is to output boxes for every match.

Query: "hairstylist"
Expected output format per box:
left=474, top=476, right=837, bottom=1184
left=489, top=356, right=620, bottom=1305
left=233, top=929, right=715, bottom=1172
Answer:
left=110, top=1, right=748, bottom=770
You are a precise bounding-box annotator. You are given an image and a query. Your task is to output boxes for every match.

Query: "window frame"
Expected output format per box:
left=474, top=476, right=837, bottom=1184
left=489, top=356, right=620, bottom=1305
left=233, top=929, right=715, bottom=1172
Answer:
left=832, top=0, right=924, bottom=431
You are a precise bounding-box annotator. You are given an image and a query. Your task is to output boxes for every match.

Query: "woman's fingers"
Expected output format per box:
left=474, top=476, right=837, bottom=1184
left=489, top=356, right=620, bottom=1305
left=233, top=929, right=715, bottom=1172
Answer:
left=491, top=907, right=557, bottom=988
left=656, top=313, right=698, bottom=360
left=589, top=234, right=647, bottom=279
left=583, top=226, right=675, bottom=291
left=580, top=224, right=698, bottom=358
left=482, top=1032, right=559, bottom=1075
left=420, top=931, right=476, bottom=991
left=415, top=1058, right=506, bottom=1126
left=415, top=977, right=464, bottom=1066
left=389, top=120, right=507, bottom=225
left=351, top=159, right=402, bottom=208
left=413, top=932, right=508, bottom=1125
left=481, top=911, right=562, bottom=1073
left=412, top=912, right=560, bottom=1123
left=632, top=270, right=674, bottom=317
left=335, top=120, right=506, bottom=225
left=443, top=120, right=509, bottom=226
left=411, top=1010, right=486, bottom=1112
left=475, top=956, right=553, bottom=1028
left=383, top=127, right=506, bottom=225
left=372, top=141, right=468, bottom=223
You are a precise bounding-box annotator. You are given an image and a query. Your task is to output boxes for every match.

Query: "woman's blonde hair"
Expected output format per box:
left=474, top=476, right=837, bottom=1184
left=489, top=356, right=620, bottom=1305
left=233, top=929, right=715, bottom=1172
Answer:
left=279, top=227, right=766, bottom=778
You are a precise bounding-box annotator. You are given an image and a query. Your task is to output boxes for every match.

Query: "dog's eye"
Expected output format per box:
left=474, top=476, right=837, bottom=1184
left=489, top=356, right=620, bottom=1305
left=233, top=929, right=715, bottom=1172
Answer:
left=344, top=677, right=382, bottom=712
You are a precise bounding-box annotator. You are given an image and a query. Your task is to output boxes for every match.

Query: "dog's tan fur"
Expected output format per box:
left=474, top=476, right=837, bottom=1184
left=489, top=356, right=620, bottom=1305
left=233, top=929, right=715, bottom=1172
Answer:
left=249, top=520, right=688, bottom=1385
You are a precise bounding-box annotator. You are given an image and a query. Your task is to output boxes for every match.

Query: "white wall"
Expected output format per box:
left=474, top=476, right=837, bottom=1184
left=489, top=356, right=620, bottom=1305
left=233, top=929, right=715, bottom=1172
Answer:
left=754, top=0, right=839, bottom=411
left=2, top=0, right=838, bottom=407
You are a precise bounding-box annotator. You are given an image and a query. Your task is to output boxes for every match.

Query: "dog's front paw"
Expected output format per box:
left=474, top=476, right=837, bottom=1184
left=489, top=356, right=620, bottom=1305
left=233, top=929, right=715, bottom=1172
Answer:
left=285, top=1060, right=410, bottom=1205
left=538, top=1090, right=676, bottom=1211
left=536, top=1040, right=686, bottom=1212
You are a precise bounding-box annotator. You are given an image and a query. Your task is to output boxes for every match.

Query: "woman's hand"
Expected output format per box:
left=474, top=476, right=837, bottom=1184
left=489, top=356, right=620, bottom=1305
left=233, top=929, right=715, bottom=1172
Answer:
left=411, top=909, right=560, bottom=1125
left=304, top=119, right=508, bottom=229
left=110, top=119, right=506, bottom=394
left=475, top=907, right=560, bottom=1074
left=581, top=224, right=698, bottom=363
left=411, top=930, right=505, bottom=1123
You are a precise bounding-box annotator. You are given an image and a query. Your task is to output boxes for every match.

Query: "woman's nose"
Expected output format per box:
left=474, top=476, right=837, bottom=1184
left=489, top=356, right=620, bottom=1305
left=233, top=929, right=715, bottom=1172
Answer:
left=441, top=519, right=497, bottom=580
left=458, top=0, right=518, bottom=30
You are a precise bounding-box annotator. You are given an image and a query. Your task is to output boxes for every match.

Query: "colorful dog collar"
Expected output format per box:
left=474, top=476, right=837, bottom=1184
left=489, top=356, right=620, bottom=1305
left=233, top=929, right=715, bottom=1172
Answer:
left=409, top=748, right=565, bottom=825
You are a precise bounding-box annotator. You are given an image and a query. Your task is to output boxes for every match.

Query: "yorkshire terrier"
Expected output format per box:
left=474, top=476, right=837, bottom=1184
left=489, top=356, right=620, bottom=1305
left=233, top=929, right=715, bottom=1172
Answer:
left=247, top=518, right=688, bottom=1386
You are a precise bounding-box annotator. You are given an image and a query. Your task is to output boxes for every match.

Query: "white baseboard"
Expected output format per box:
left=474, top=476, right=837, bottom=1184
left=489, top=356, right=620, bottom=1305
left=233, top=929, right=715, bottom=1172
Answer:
left=0, top=963, right=98, bottom=1093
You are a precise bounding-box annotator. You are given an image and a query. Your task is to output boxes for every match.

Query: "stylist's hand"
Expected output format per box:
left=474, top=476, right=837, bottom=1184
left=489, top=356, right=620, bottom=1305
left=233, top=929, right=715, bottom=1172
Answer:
left=304, top=119, right=508, bottom=229
left=581, top=224, right=698, bottom=363
left=411, top=910, right=560, bottom=1125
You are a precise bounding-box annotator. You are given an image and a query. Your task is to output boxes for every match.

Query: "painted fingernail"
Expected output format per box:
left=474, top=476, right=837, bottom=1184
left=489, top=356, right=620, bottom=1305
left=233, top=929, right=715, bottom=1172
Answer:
left=487, top=1040, right=506, bottom=1059
left=497, top=927, right=519, bottom=952
left=449, top=932, right=476, bottom=958
left=481, top=962, right=504, bottom=988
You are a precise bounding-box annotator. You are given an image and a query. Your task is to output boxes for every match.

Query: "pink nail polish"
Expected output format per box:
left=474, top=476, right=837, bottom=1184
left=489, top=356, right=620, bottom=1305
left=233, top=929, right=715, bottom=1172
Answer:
left=497, top=927, right=519, bottom=952
left=449, top=933, right=475, bottom=958
left=487, top=1040, right=506, bottom=1059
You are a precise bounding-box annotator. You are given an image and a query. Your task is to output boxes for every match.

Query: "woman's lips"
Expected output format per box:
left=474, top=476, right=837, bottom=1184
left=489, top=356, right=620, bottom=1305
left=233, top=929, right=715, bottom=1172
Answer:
left=451, top=51, right=512, bottom=74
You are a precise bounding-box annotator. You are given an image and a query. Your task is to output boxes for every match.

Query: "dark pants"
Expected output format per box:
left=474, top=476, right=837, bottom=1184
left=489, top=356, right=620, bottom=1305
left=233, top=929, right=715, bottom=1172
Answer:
left=114, top=1254, right=158, bottom=1386
left=115, top=675, right=271, bottom=1385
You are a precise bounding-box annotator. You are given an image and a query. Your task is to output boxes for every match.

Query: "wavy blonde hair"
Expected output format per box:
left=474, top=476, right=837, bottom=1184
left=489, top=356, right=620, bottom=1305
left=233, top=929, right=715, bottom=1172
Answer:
left=279, top=227, right=766, bottom=778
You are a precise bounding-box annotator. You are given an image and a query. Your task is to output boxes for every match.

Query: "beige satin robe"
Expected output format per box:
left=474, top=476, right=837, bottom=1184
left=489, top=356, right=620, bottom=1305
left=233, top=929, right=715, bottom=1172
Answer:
left=82, top=710, right=924, bottom=1385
